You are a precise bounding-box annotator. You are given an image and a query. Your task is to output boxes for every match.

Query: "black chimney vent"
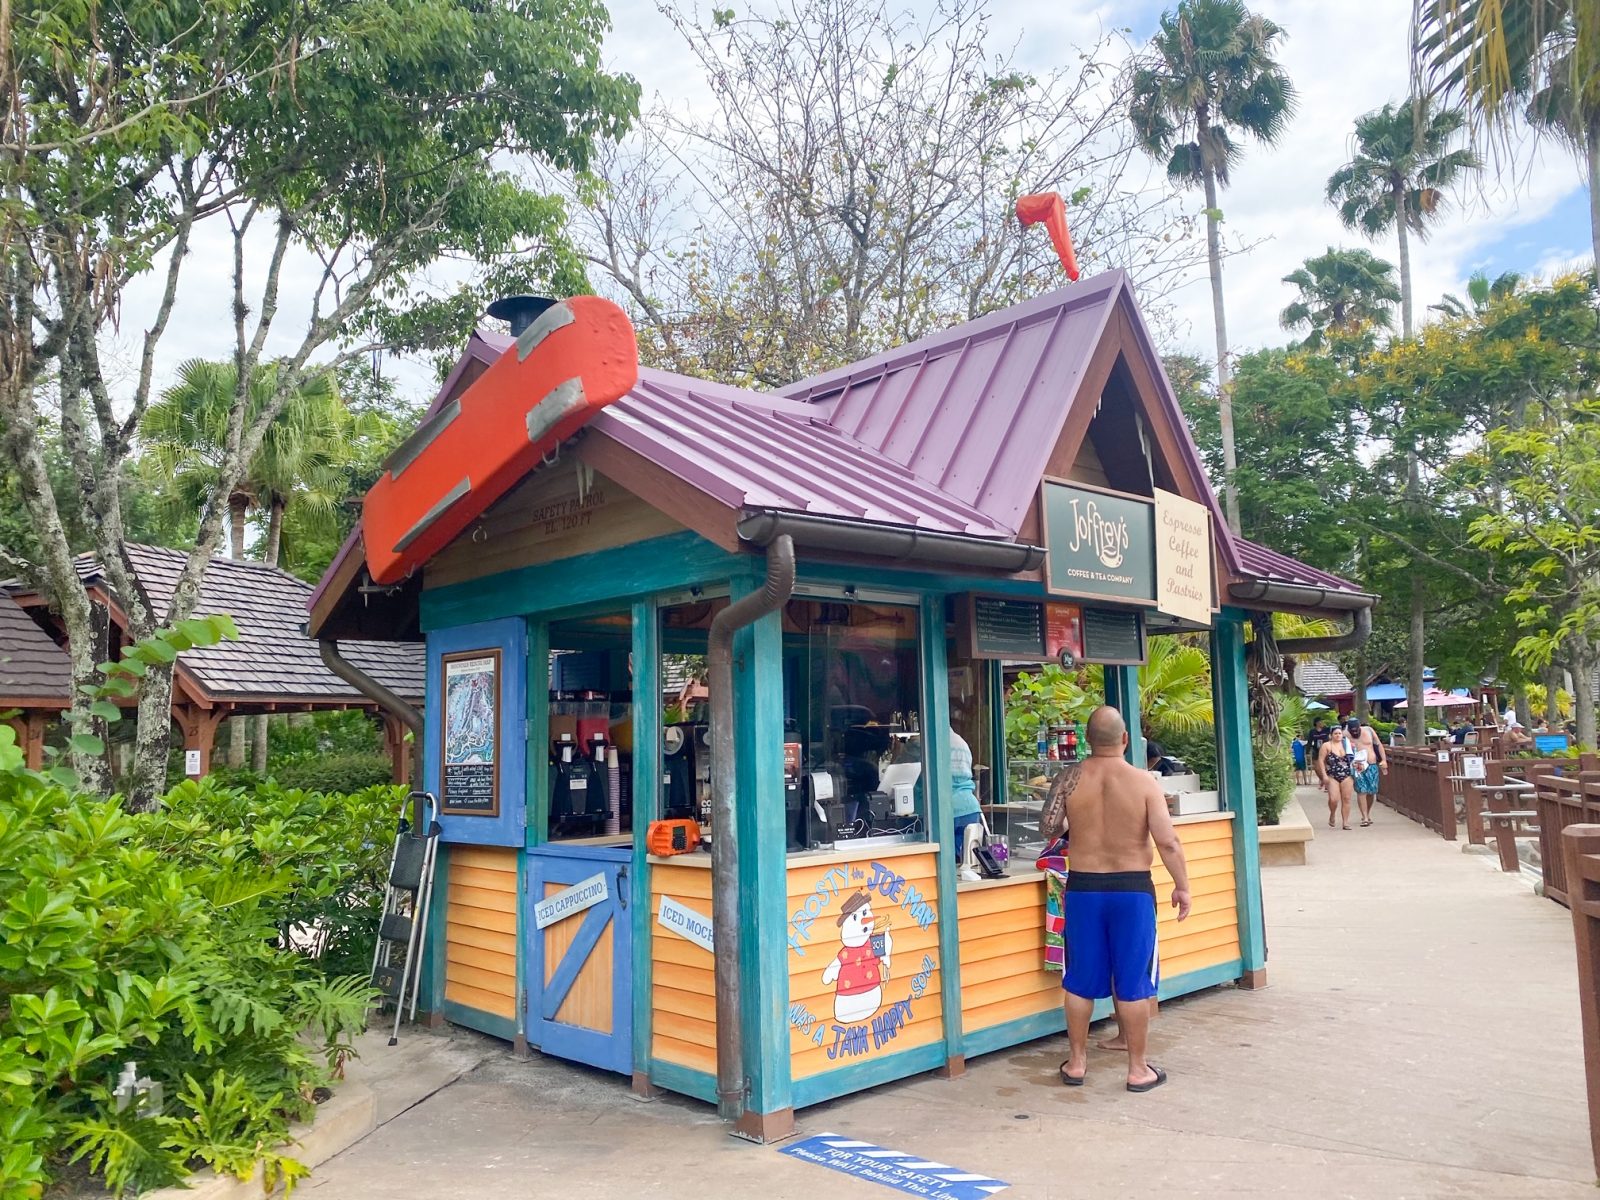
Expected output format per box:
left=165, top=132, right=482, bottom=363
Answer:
left=487, top=294, right=557, bottom=338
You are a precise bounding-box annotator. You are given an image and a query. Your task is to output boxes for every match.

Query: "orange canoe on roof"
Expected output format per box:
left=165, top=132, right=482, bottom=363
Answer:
left=362, top=296, right=639, bottom=585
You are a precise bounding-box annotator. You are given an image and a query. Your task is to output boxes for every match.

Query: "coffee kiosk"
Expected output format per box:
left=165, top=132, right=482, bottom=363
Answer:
left=310, top=271, right=1376, bottom=1140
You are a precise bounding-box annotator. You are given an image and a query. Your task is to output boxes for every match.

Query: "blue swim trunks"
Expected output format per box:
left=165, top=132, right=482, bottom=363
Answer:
left=1062, top=870, right=1160, bottom=1002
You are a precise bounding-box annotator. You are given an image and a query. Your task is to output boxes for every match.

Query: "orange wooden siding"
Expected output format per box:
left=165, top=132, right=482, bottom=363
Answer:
left=787, top=852, right=944, bottom=1082
left=649, top=864, right=716, bottom=1075
left=543, top=881, right=614, bottom=1034
left=444, top=845, right=518, bottom=1020
left=957, top=818, right=1239, bottom=1034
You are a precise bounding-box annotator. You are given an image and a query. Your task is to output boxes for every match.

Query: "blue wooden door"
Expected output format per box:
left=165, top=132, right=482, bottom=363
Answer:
left=526, top=847, right=633, bottom=1074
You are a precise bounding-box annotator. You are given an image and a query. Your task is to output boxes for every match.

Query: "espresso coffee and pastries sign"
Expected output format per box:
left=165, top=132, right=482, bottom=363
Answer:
left=1153, top=488, right=1214, bottom=626
left=1043, top=482, right=1156, bottom=604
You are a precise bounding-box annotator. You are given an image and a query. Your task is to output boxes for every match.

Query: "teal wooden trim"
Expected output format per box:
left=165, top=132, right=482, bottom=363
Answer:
left=1211, top=613, right=1265, bottom=973
left=648, top=1058, right=718, bottom=1105
left=420, top=532, right=743, bottom=630
left=631, top=597, right=659, bottom=1077
left=515, top=850, right=528, bottom=1039
left=1104, top=664, right=1143, bottom=765
left=423, top=842, right=450, bottom=1015
left=1160, top=957, right=1245, bottom=1000
left=789, top=1041, right=948, bottom=1110
left=919, top=594, right=961, bottom=1064
left=963, top=1007, right=1065, bottom=1059
left=986, top=660, right=1007, bottom=807
left=526, top=620, right=550, bottom=849
left=797, top=560, right=1046, bottom=600
left=733, top=572, right=792, bottom=1115
left=440, top=999, right=519, bottom=1043
left=960, top=958, right=1244, bottom=1060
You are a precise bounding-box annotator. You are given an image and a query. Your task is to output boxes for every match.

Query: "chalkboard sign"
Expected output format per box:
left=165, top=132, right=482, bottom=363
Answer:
left=1082, top=607, right=1146, bottom=665
left=971, top=597, right=1046, bottom=659
left=441, top=649, right=500, bottom=816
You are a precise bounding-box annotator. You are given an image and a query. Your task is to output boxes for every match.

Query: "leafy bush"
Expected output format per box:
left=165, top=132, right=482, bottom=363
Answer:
left=1157, top=723, right=1294, bottom=826
left=1252, top=740, right=1294, bottom=826
left=0, top=756, right=402, bottom=1197
left=1003, top=664, right=1097, bottom=760
left=268, top=711, right=385, bottom=762
left=271, top=752, right=395, bottom=796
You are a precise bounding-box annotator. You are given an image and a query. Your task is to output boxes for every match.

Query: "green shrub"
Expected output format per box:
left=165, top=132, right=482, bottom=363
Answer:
left=0, top=765, right=402, bottom=1197
left=268, top=711, right=385, bottom=761
left=271, top=752, right=394, bottom=795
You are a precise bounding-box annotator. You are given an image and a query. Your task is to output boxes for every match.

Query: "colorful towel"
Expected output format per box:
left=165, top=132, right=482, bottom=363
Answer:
left=1037, top=837, right=1068, bottom=974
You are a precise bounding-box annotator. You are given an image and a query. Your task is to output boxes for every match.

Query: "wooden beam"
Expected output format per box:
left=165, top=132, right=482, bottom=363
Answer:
left=578, top=436, right=743, bottom=553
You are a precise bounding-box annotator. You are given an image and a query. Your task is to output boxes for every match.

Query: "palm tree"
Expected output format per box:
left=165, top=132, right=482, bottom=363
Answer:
left=1129, top=0, right=1297, bottom=534
left=1413, top=0, right=1600, bottom=265
left=1279, top=248, right=1403, bottom=347
left=144, top=362, right=354, bottom=772
left=1325, top=99, right=1480, bottom=337
left=1138, top=637, right=1214, bottom=736
left=1431, top=268, right=1523, bottom=317
left=144, top=361, right=350, bottom=565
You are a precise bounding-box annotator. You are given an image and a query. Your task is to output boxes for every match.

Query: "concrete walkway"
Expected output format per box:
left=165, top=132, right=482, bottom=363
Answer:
left=307, top=789, right=1594, bottom=1198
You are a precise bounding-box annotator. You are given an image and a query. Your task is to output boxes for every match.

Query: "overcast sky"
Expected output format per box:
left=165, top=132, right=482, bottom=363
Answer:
left=119, top=0, right=1594, bottom=405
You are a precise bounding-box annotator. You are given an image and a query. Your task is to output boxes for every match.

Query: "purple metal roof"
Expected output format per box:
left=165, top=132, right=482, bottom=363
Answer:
left=1232, top=537, right=1367, bottom=596
left=781, top=273, right=1121, bottom=536
left=311, top=276, right=1374, bottom=618
left=779, top=270, right=1243, bottom=581
left=595, top=368, right=1013, bottom=536
left=460, top=331, right=1012, bottom=536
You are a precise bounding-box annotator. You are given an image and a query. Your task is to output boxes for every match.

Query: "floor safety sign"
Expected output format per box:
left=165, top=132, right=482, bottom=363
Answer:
left=779, top=1133, right=1009, bottom=1198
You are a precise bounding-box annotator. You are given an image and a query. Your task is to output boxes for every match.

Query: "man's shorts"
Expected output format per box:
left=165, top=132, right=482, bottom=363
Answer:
left=1354, top=764, right=1381, bottom=794
left=1062, top=870, right=1160, bottom=1002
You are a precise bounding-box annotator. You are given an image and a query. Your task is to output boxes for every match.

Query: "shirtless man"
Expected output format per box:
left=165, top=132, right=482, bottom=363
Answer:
left=1056, top=706, right=1190, bottom=1093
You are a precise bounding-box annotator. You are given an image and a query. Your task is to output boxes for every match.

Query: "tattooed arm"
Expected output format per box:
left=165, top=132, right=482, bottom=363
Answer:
left=1040, top=761, right=1083, bottom=841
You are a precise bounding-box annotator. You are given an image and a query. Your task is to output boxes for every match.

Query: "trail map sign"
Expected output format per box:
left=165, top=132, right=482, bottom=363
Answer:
left=441, top=649, right=500, bottom=815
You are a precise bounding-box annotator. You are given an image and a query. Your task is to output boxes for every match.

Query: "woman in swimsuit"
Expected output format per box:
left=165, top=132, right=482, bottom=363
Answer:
left=1319, top=726, right=1355, bottom=830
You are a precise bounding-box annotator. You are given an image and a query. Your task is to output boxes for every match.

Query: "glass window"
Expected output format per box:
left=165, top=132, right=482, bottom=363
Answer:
left=547, top=612, right=633, bottom=843
left=656, top=598, right=725, bottom=832
left=782, top=597, right=924, bottom=851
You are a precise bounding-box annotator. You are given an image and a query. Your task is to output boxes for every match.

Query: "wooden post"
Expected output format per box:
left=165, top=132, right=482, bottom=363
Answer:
left=1104, top=664, right=1143, bottom=767
left=730, top=579, right=794, bottom=1142
left=1212, top=612, right=1266, bottom=989
left=629, top=597, right=659, bottom=1097
left=1437, top=749, right=1459, bottom=841
left=1561, top=824, right=1600, bottom=1179
left=381, top=713, right=411, bottom=785
left=175, top=706, right=225, bottom=776
left=7, top=712, right=48, bottom=769
left=24, top=712, right=45, bottom=770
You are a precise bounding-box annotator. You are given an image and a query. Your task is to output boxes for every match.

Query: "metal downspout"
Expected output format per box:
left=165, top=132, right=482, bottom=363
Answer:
left=318, top=639, right=425, bottom=784
left=1272, top=606, right=1373, bottom=656
left=707, top=535, right=796, bottom=1122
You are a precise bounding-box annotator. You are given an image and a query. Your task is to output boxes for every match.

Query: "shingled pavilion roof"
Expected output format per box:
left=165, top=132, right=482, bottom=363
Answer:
left=0, top=592, right=71, bottom=706
left=11, top=543, right=421, bottom=706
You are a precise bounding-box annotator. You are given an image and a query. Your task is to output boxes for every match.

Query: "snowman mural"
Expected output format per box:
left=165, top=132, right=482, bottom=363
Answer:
left=821, top=891, right=892, bottom=1024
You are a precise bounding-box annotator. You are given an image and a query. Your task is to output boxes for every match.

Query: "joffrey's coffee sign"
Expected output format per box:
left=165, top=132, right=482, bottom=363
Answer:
left=1043, top=482, right=1156, bottom=603
left=1043, top=481, right=1214, bottom=623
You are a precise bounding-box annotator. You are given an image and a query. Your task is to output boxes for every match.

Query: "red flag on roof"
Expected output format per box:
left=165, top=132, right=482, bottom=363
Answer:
left=1016, top=192, right=1079, bottom=282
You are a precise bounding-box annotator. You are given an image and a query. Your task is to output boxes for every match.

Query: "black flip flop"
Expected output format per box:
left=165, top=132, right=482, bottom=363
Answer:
left=1059, top=1061, right=1086, bottom=1087
left=1127, top=1065, right=1167, bottom=1093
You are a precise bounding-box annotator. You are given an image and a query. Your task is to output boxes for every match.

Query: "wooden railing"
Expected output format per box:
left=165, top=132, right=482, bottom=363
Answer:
left=1538, top=768, right=1600, bottom=906
left=1559, top=825, right=1600, bottom=1177
left=1382, top=745, right=1457, bottom=840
